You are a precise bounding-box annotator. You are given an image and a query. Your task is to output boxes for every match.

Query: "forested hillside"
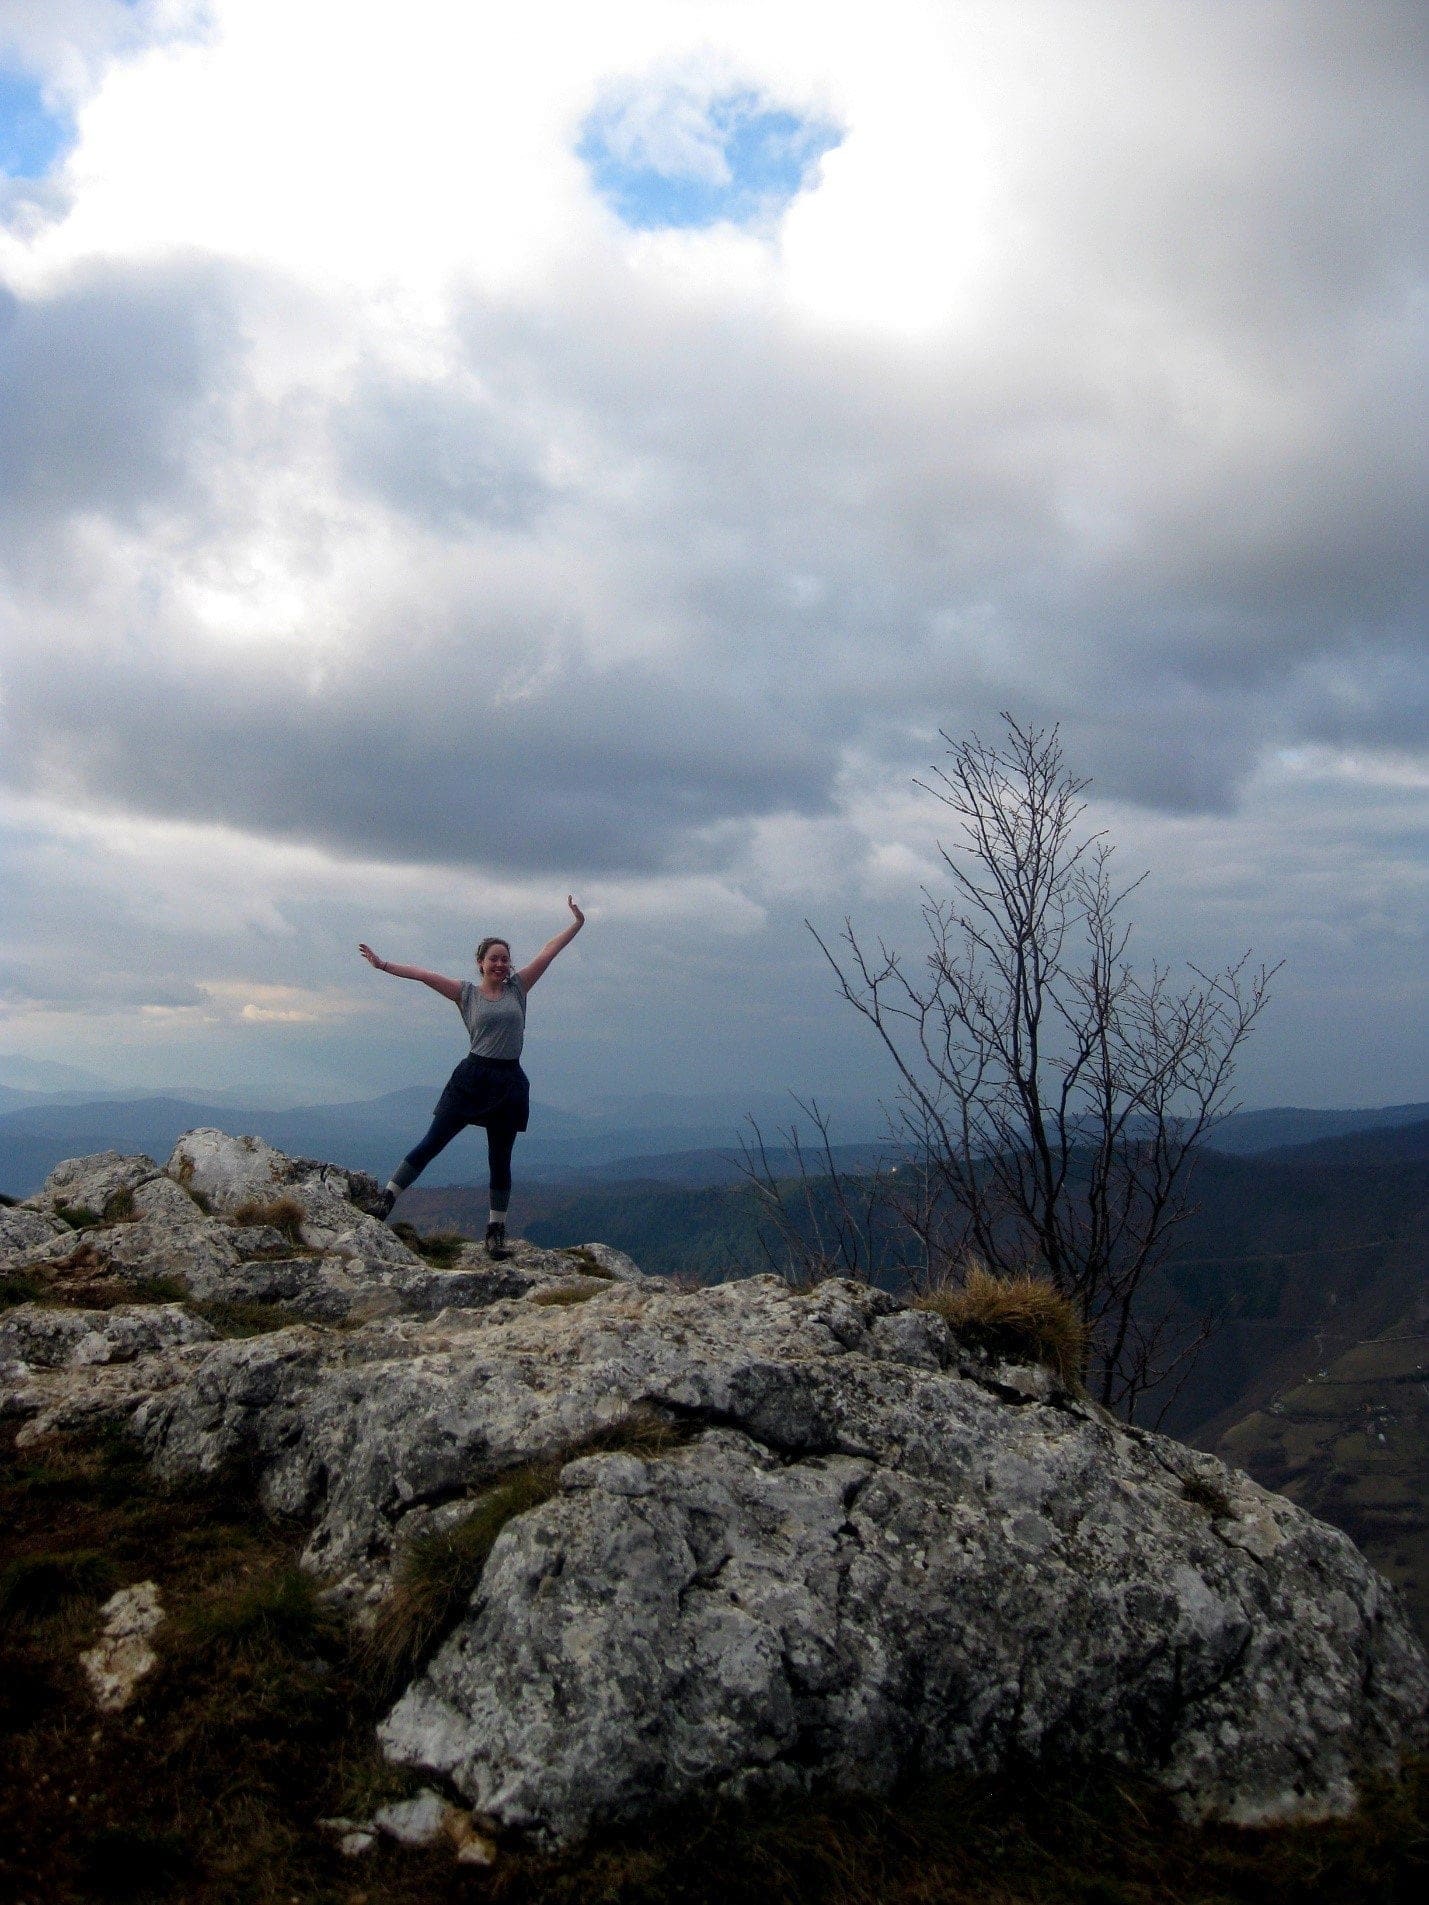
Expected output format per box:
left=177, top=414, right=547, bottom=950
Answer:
left=1217, top=1295, right=1427, bottom=1641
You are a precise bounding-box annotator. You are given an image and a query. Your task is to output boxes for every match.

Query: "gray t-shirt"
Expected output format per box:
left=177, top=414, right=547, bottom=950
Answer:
left=457, top=973, right=527, bottom=1060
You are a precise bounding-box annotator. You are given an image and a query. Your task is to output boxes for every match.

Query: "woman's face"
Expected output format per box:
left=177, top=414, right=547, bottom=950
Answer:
left=480, top=942, right=512, bottom=982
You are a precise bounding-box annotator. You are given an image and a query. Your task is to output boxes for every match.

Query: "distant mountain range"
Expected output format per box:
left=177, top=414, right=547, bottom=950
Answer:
left=1, top=1077, right=1424, bottom=1201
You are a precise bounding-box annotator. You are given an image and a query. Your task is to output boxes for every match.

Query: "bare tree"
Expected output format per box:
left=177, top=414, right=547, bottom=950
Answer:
left=812, top=716, right=1276, bottom=1420
left=737, top=1097, right=918, bottom=1288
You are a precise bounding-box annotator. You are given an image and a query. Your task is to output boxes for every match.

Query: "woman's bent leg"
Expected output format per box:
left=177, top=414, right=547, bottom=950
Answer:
left=388, top=1106, right=469, bottom=1193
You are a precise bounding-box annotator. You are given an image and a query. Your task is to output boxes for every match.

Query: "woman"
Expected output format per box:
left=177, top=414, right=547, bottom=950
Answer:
left=358, top=897, right=585, bottom=1256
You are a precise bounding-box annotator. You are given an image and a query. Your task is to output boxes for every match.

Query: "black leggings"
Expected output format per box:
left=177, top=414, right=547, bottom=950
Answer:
left=390, top=1111, right=519, bottom=1210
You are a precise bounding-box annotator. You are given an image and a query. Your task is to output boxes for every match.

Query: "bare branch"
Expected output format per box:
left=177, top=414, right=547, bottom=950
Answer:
left=805, top=716, right=1276, bottom=1420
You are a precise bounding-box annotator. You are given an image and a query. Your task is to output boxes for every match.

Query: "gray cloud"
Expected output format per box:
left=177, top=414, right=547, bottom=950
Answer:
left=0, top=2, right=1423, bottom=907
left=1, top=637, right=834, bottom=873
left=334, top=368, right=551, bottom=532
left=0, top=256, right=239, bottom=531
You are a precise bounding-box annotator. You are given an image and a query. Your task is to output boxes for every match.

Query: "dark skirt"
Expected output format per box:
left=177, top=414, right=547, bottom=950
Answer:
left=433, top=1055, right=531, bottom=1133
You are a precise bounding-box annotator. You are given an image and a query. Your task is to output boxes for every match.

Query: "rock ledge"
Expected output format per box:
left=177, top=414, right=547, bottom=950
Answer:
left=3, top=1131, right=1425, bottom=1848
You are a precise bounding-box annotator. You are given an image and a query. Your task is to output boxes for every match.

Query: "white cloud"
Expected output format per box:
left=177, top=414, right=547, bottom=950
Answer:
left=0, top=0, right=1423, bottom=1105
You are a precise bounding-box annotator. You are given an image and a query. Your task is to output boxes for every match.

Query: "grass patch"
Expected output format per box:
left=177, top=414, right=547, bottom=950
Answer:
left=101, top=1188, right=136, bottom=1223
left=0, top=1547, right=120, bottom=1623
left=117, top=1274, right=190, bottom=1306
left=0, top=1421, right=1423, bottom=1904
left=0, top=1420, right=410, bottom=1902
left=483, top=1758, right=1429, bottom=1905
left=365, top=1463, right=562, bottom=1696
left=1181, top=1471, right=1238, bottom=1521
left=916, top=1265, right=1088, bottom=1390
left=228, top=1195, right=307, bottom=1242
left=560, top=1246, right=617, bottom=1278
left=531, top=1283, right=603, bottom=1307
left=53, top=1202, right=103, bottom=1231
left=2, top=1271, right=190, bottom=1314
left=367, top=1409, right=699, bottom=1694
left=188, top=1298, right=313, bottom=1338
left=172, top=1563, right=342, bottom=1664
left=0, top=1270, right=50, bottom=1310
left=392, top=1223, right=469, bottom=1267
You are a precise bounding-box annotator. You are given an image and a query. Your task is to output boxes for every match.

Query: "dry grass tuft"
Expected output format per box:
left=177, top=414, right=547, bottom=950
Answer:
left=917, top=1265, right=1087, bottom=1389
left=531, top=1283, right=603, bottom=1307
left=173, top=1564, right=342, bottom=1663
left=0, top=1546, right=120, bottom=1622
left=52, top=1201, right=103, bottom=1231
left=365, top=1464, right=561, bottom=1695
left=366, top=1409, right=698, bottom=1694
left=0, top=1270, right=50, bottom=1311
left=229, top=1195, right=307, bottom=1243
left=391, top=1223, right=468, bottom=1267
left=1181, top=1471, right=1237, bottom=1521
left=189, top=1299, right=316, bottom=1339
left=560, top=1246, right=617, bottom=1278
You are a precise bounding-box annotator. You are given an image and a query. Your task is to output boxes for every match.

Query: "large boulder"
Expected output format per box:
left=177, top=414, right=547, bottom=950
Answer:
left=127, top=1273, right=1428, bottom=1843
left=166, top=1129, right=381, bottom=1220
left=3, top=1132, right=1423, bottom=1847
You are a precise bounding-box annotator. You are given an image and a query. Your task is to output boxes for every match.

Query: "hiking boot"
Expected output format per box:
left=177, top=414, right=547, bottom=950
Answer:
left=372, top=1187, right=396, bottom=1223
left=484, top=1220, right=510, bottom=1260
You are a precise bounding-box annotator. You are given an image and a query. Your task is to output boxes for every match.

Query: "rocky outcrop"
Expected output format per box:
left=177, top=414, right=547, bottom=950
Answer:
left=2, top=1133, right=1425, bottom=1849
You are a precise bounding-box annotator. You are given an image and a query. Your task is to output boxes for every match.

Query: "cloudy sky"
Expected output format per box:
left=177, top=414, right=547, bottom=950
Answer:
left=0, top=0, right=1424, bottom=1118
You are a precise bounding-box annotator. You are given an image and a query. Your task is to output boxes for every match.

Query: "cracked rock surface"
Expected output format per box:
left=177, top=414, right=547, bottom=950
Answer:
left=3, top=1132, right=1426, bottom=1848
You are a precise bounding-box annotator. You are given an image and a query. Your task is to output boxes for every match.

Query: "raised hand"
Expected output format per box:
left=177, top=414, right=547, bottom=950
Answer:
left=567, top=896, right=585, bottom=927
left=358, top=943, right=384, bottom=969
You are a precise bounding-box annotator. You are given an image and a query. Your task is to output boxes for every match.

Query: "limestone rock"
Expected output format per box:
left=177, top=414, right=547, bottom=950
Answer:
left=564, top=1242, right=646, bottom=1283
left=27, top=1151, right=161, bottom=1218
left=131, top=1174, right=210, bottom=1226
left=123, top=1261, right=1426, bottom=1840
left=356, top=1280, right=1427, bottom=1842
left=4, top=1334, right=223, bottom=1442
left=320, top=1789, right=495, bottom=1864
left=0, top=1302, right=215, bottom=1368
left=166, top=1128, right=381, bottom=1225
left=81, top=1581, right=164, bottom=1710
left=80, top=1214, right=242, bottom=1285
left=0, top=1205, right=69, bottom=1253
left=2, top=1128, right=1422, bottom=1848
left=370, top=1789, right=450, bottom=1846
left=165, top=1129, right=299, bottom=1210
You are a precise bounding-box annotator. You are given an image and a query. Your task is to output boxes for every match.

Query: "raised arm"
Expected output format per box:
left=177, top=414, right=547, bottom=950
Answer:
left=517, top=897, right=585, bottom=991
left=358, top=944, right=463, bottom=1004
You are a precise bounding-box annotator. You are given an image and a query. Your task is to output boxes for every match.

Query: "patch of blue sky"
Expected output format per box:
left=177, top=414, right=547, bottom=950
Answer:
left=580, top=87, right=842, bottom=232
left=0, top=69, right=72, bottom=179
